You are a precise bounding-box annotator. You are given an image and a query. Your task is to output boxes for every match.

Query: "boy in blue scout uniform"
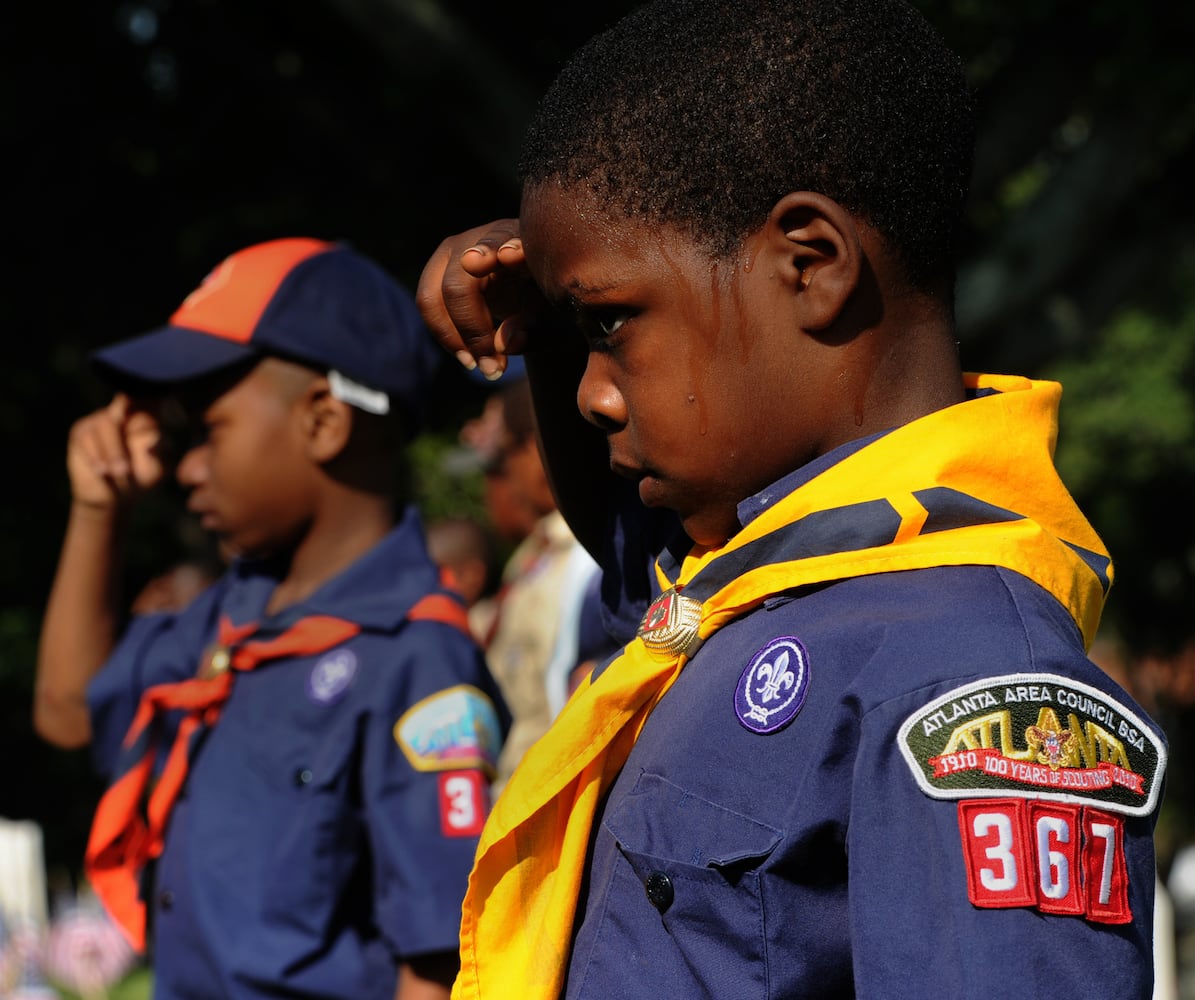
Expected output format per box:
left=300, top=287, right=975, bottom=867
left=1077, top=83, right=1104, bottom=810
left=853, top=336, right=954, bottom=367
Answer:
left=33, top=238, right=508, bottom=1000
left=415, top=1, right=1170, bottom=997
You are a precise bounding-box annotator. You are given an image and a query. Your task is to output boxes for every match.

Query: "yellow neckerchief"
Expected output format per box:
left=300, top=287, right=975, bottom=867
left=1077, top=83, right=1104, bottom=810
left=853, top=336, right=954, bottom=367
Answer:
left=452, top=374, right=1110, bottom=1000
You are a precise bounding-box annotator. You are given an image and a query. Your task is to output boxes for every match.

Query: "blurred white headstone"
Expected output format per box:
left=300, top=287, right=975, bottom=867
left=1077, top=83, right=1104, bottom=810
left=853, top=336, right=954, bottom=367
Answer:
left=0, top=819, right=48, bottom=931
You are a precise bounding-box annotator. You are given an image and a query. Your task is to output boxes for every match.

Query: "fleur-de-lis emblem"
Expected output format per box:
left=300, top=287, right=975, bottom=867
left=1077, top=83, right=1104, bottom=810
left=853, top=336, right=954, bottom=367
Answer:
left=735, top=636, right=811, bottom=734
left=756, top=650, right=796, bottom=703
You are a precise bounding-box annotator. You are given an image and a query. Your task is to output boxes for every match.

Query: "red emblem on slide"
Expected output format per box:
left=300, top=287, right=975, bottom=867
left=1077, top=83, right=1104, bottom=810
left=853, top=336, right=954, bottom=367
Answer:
left=643, top=593, right=674, bottom=632
left=637, top=587, right=702, bottom=657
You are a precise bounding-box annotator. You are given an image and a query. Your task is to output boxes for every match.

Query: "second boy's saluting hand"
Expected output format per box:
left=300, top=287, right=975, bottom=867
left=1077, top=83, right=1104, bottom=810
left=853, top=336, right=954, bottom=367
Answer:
left=67, top=393, right=166, bottom=510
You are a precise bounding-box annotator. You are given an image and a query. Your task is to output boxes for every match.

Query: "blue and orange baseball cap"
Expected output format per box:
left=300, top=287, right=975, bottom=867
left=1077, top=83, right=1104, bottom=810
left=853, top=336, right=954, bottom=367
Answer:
left=92, top=237, right=440, bottom=427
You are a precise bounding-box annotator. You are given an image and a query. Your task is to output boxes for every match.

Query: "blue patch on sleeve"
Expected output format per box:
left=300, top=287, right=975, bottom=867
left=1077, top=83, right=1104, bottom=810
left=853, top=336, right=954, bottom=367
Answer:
left=394, top=685, right=502, bottom=776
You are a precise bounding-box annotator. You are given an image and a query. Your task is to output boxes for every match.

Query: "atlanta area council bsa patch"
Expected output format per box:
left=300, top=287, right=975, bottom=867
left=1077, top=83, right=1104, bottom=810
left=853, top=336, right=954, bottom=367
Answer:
left=394, top=684, right=502, bottom=777
left=899, top=673, right=1166, bottom=817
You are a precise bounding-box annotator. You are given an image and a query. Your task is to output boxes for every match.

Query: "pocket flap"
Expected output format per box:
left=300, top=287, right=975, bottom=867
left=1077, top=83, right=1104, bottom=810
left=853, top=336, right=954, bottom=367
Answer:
left=605, top=771, right=781, bottom=868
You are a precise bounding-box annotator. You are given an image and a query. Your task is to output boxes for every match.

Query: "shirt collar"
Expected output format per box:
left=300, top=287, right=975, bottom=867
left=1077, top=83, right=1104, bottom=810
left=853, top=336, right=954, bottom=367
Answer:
left=735, top=385, right=999, bottom=527
left=223, top=506, right=441, bottom=632
left=735, top=429, right=890, bottom=527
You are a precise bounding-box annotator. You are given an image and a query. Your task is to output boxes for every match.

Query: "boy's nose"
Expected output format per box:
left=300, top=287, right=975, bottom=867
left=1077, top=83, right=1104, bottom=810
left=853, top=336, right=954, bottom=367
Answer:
left=576, top=357, right=626, bottom=432
left=175, top=444, right=207, bottom=488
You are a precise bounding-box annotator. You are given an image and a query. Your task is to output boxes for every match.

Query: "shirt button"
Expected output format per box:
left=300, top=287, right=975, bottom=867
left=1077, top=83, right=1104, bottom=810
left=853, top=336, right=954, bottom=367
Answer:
left=295, top=768, right=313, bottom=786
left=159, top=889, right=174, bottom=911
left=644, top=871, right=674, bottom=913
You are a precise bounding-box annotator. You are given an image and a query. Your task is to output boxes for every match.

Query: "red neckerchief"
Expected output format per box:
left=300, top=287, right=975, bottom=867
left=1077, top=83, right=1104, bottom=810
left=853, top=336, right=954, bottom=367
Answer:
left=86, top=593, right=469, bottom=951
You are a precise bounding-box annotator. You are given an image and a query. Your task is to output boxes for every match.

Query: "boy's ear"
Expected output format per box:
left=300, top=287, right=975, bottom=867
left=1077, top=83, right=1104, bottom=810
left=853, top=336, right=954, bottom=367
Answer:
left=765, top=191, right=862, bottom=332
left=300, top=378, right=354, bottom=464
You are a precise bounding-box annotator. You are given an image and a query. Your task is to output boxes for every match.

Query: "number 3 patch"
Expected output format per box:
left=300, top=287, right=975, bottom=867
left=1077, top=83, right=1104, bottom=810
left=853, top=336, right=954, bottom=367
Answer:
left=438, top=770, right=488, bottom=837
left=958, top=798, right=1130, bottom=923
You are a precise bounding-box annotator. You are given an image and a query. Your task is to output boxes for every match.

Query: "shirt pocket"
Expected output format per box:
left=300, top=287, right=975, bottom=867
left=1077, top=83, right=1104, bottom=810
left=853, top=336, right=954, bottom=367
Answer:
left=241, top=715, right=365, bottom=929
left=600, top=771, right=781, bottom=1000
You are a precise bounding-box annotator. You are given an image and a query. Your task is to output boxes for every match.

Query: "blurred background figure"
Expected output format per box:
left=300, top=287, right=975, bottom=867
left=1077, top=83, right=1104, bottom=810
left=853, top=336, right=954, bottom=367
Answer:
left=456, top=375, right=604, bottom=790
left=425, top=515, right=502, bottom=640
left=127, top=555, right=222, bottom=617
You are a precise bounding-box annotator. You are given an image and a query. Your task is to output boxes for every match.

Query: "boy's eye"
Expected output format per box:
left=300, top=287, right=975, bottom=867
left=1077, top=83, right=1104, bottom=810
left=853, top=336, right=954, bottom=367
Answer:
left=596, top=313, right=627, bottom=338
left=158, top=412, right=209, bottom=458
left=175, top=428, right=209, bottom=455
left=580, top=308, right=632, bottom=343
left=182, top=419, right=213, bottom=450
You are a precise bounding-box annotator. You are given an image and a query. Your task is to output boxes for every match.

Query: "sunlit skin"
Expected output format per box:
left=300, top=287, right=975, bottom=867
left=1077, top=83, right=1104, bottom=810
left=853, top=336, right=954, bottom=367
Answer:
left=518, top=183, right=963, bottom=547
left=171, top=358, right=398, bottom=615
left=416, top=187, right=967, bottom=552
left=175, top=360, right=321, bottom=560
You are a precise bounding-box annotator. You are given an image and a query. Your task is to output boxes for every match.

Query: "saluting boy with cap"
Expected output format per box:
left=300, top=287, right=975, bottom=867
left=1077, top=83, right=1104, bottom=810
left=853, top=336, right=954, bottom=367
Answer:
left=34, top=238, right=508, bottom=1000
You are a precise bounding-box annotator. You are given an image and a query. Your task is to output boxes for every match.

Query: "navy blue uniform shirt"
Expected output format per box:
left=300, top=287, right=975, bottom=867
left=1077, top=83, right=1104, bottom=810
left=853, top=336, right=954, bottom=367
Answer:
left=573, top=441, right=1164, bottom=999
left=89, top=510, right=507, bottom=1000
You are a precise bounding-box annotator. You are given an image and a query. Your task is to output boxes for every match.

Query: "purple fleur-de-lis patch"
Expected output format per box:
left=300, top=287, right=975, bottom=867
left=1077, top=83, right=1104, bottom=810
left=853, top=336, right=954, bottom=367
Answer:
left=734, top=636, right=810, bottom=734
left=308, top=649, right=358, bottom=705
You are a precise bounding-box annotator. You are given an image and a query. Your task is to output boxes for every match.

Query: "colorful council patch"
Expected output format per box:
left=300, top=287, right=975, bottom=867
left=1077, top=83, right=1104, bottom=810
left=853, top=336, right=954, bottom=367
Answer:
left=899, top=673, right=1165, bottom=817
left=394, top=684, right=502, bottom=776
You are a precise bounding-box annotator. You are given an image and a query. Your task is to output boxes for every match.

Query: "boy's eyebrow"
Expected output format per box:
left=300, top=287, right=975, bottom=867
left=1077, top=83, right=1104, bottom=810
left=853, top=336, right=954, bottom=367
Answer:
left=565, top=277, right=621, bottom=295
left=553, top=278, right=625, bottom=310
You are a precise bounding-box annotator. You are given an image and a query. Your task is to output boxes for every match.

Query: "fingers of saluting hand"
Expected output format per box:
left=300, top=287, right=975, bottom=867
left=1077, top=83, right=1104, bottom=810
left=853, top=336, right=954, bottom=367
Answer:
left=67, top=394, right=163, bottom=508
left=122, top=400, right=166, bottom=490
left=415, top=220, right=528, bottom=381
left=69, top=398, right=133, bottom=496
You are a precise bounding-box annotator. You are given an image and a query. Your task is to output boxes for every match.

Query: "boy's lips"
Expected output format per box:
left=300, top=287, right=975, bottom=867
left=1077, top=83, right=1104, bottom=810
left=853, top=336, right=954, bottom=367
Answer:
left=609, top=457, right=643, bottom=481
left=609, top=450, right=671, bottom=508
left=187, top=499, right=219, bottom=530
left=610, top=457, right=662, bottom=495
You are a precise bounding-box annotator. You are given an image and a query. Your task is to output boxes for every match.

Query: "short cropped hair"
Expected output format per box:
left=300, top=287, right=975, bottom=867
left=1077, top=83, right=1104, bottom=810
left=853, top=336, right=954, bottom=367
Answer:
left=519, top=0, right=975, bottom=293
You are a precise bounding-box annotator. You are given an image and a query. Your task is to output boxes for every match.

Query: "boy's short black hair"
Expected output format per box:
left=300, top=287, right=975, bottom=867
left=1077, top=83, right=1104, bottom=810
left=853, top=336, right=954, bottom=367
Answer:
left=519, top=0, right=975, bottom=294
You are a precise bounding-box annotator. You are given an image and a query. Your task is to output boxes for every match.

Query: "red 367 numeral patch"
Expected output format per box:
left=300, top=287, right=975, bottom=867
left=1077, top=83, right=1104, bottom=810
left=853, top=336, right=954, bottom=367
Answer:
left=958, top=798, right=1130, bottom=923
left=438, top=770, right=488, bottom=837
